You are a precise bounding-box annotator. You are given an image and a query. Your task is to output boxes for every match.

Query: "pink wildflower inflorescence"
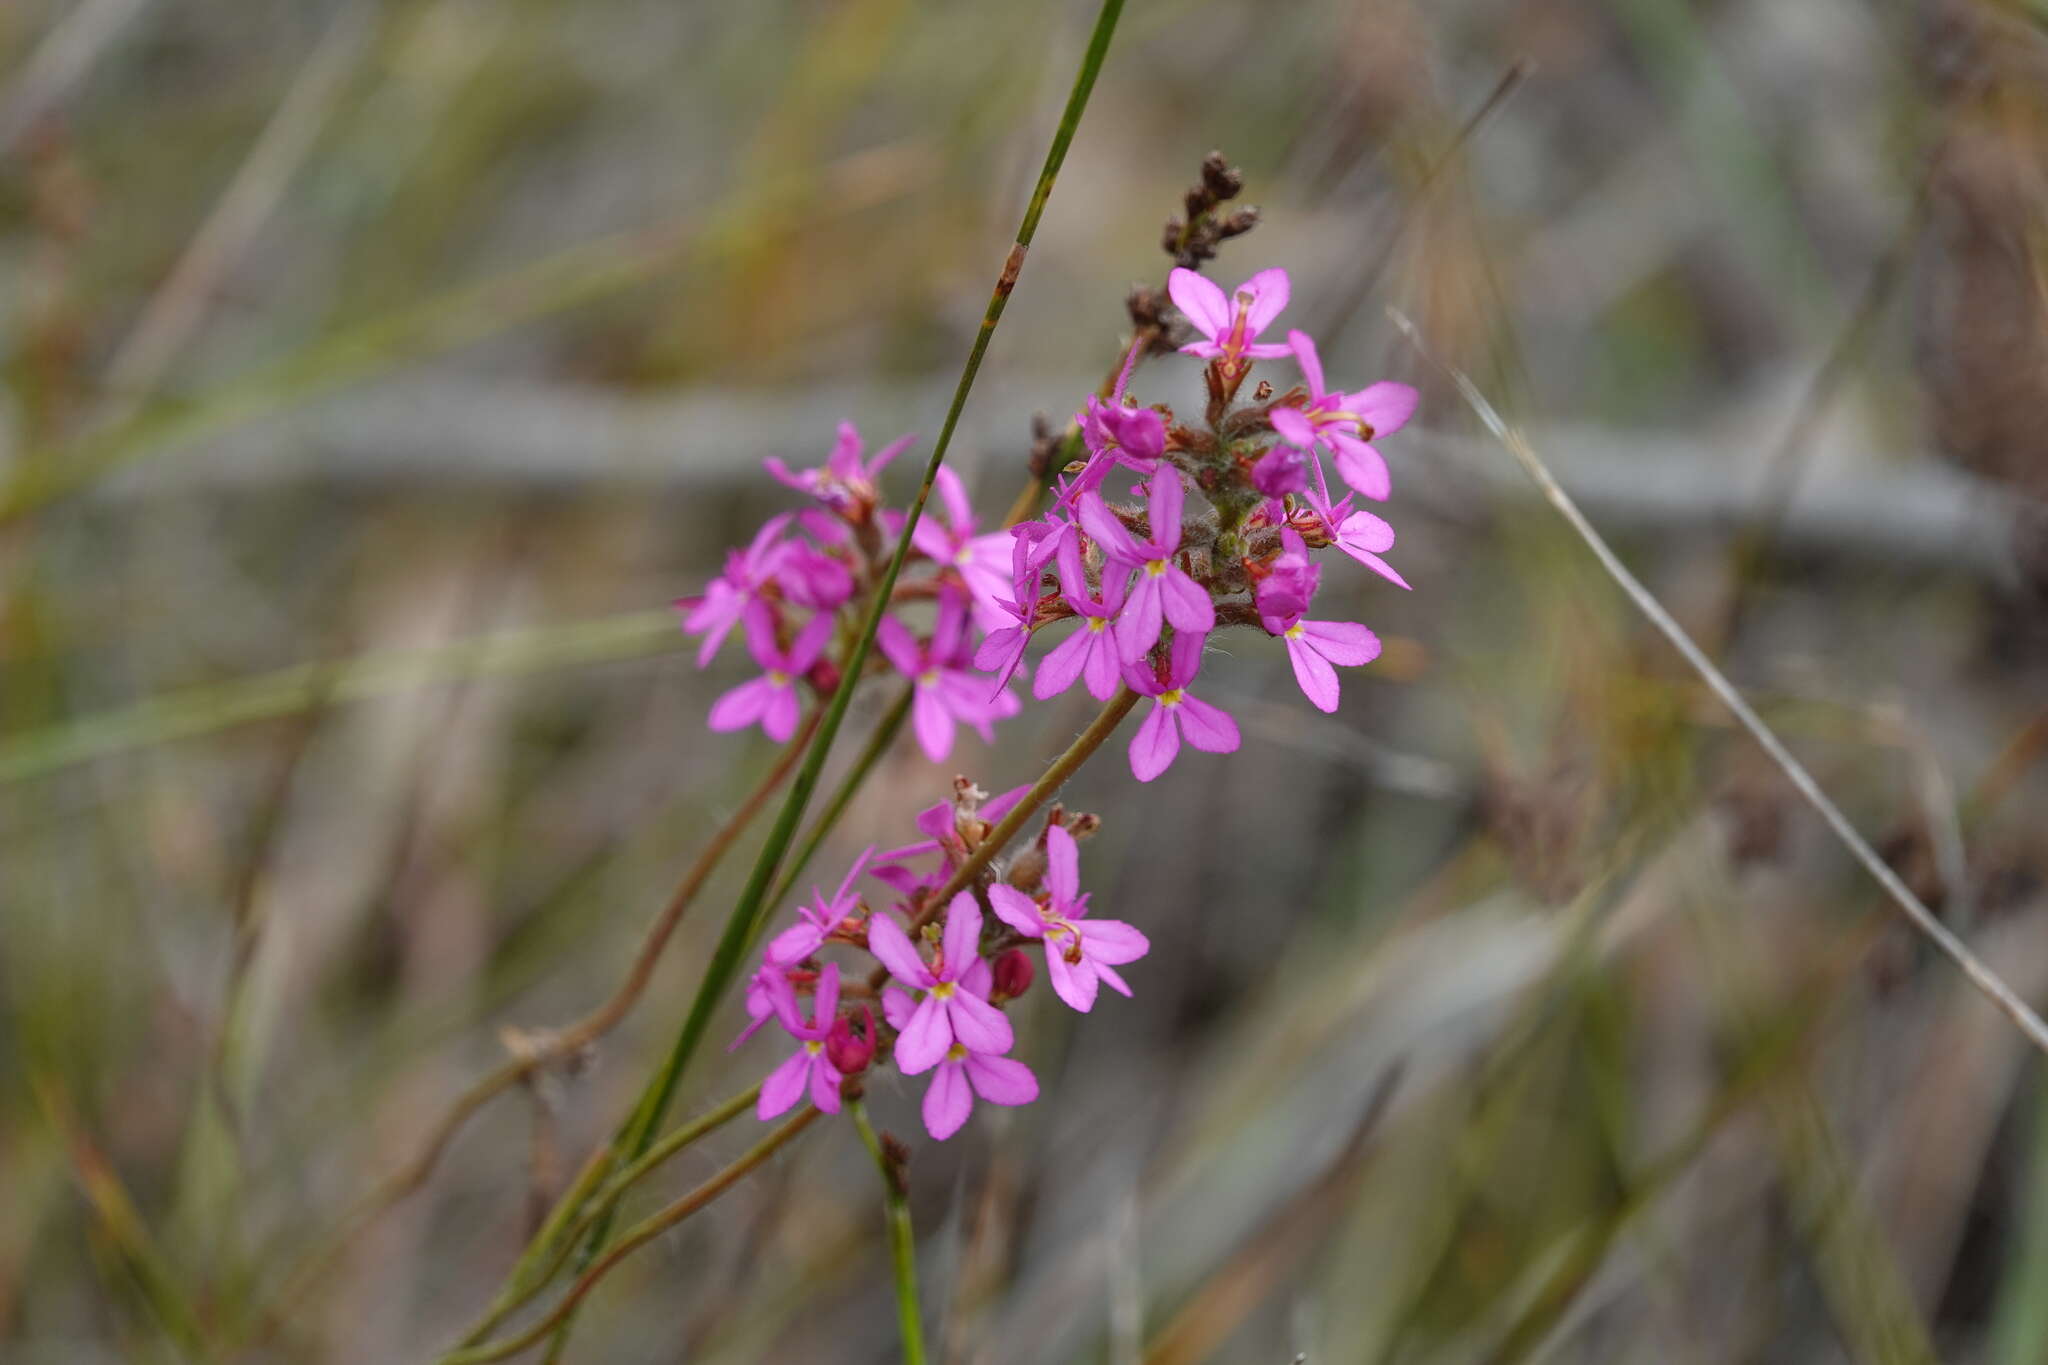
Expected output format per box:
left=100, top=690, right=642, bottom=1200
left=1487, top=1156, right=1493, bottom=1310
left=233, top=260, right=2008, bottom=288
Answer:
left=695, top=246, right=1417, bottom=1143
left=739, top=783, right=1122, bottom=1140
left=999, top=262, right=1414, bottom=778
left=678, top=422, right=1021, bottom=762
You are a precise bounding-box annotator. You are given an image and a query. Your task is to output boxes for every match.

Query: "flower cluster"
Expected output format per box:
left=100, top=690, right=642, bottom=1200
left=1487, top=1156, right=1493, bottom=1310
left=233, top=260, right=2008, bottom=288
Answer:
left=979, top=266, right=1414, bottom=780
left=735, top=784, right=1144, bottom=1141
left=676, top=424, right=1022, bottom=761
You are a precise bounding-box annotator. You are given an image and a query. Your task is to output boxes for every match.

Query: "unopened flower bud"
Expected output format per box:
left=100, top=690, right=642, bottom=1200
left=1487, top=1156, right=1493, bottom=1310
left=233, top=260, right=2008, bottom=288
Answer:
left=826, top=1005, right=876, bottom=1075
left=992, top=949, right=1035, bottom=1001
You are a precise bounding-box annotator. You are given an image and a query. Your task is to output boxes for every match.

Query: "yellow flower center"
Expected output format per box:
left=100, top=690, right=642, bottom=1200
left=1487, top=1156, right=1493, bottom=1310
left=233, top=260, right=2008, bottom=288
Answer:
left=1145, top=559, right=1169, bottom=577
left=1159, top=688, right=1184, bottom=707
left=918, top=669, right=939, bottom=687
left=946, top=1043, right=969, bottom=1062
left=804, top=1039, right=823, bottom=1056
left=931, top=981, right=955, bottom=1000
left=768, top=669, right=791, bottom=686
left=1087, top=617, right=1109, bottom=634
left=1284, top=624, right=1304, bottom=641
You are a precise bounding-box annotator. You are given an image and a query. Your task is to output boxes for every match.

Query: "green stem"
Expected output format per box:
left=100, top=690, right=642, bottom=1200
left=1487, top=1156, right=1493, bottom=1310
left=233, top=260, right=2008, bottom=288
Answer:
left=537, top=7, right=1125, bottom=1353
left=852, top=1102, right=926, bottom=1365
left=911, top=686, right=1140, bottom=931
left=449, top=1085, right=761, bottom=1349
left=435, top=1109, right=821, bottom=1365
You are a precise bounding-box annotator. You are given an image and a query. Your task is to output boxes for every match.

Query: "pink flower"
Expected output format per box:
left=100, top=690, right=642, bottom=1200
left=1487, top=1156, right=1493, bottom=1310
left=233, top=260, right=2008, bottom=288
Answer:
left=1078, top=474, right=1215, bottom=663
left=707, top=605, right=835, bottom=743
left=877, top=593, right=1020, bottom=761
left=773, top=539, right=856, bottom=610
left=1250, top=444, right=1308, bottom=498
left=870, top=785, right=1030, bottom=896
left=1169, top=267, right=1292, bottom=380
left=1264, top=616, right=1382, bottom=714
left=764, top=847, right=874, bottom=966
left=881, top=987, right=1038, bottom=1140
left=765, top=422, right=912, bottom=521
left=909, top=467, right=1014, bottom=632
left=676, top=513, right=793, bottom=666
left=1299, top=487, right=1410, bottom=590
left=1123, top=631, right=1240, bottom=782
left=729, top=962, right=785, bottom=1050
left=1067, top=397, right=1167, bottom=501
left=866, top=892, right=1013, bottom=1074
left=757, top=962, right=845, bottom=1119
left=1032, top=533, right=1127, bottom=701
left=1267, top=330, right=1417, bottom=501
left=987, top=825, right=1148, bottom=1012
left=1252, top=528, right=1320, bottom=624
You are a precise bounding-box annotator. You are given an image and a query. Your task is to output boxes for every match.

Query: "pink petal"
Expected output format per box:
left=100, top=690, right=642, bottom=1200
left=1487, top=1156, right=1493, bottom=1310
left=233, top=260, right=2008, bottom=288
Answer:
left=911, top=517, right=955, bottom=564
left=987, top=883, right=1048, bottom=938
left=1267, top=405, right=1317, bottom=449
left=1174, top=694, right=1240, bottom=754
left=1240, top=267, right=1290, bottom=334
left=1160, top=570, right=1216, bottom=634
left=757, top=1050, right=810, bottom=1119
left=1032, top=625, right=1091, bottom=700
left=1045, top=939, right=1099, bottom=1011
left=1081, top=629, right=1121, bottom=699
left=1336, top=507, right=1395, bottom=554
left=874, top=616, right=925, bottom=678
left=1287, top=329, right=1327, bottom=396
left=1114, top=575, right=1164, bottom=664
left=761, top=684, right=801, bottom=743
left=1285, top=634, right=1342, bottom=713
left=812, top=961, right=840, bottom=1022
left=894, top=995, right=951, bottom=1076
left=1299, top=619, right=1382, bottom=667
left=1078, top=492, right=1143, bottom=564
left=922, top=1060, right=973, bottom=1140
left=881, top=986, right=916, bottom=1032
left=1095, top=960, right=1134, bottom=998
left=939, top=893, right=983, bottom=979
left=1330, top=436, right=1390, bottom=502
left=1146, top=471, right=1186, bottom=552
left=1166, top=627, right=1208, bottom=689
left=869, top=432, right=916, bottom=476
left=707, top=677, right=777, bottom=733
left=1044, top=824, right=1080, bottom=907
left=964, top=1053, right=1039, bottom=1107
left=946, top=990, right=1014, bottom=1056
left=1167, top=266, right=1229, bottom=338
left=933, top=465, right=976, bottom=533
left=912, top=686, right=955, bottom=762
left=784, top=613, right=836, bottom=672
left=808, top=1054, right=843, bottom=1114
left=1352, top=381, right=1418, bottom=437
left=1128, top=702, right=1181, bottom=782
left=1079, top=918, right=1148, bottom=965
left=866, top=913, right=934, bottom=990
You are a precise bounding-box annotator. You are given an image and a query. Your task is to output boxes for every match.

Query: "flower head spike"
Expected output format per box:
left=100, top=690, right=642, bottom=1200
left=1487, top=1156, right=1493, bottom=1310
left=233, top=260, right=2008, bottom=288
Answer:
left=877, top=592, right=1020, bottom=761
left=988, top=825, right=1149, bottom=1012
left=1169, top=267, right=1292, bottom=381
left=765, top=422, right=912, bottom=522
left=707, top=604, right=835, bottom=743
left=1032, top=533, right=1128, bottom=701
left=866, top=892, right=1013, bottom=1074
left=757, top=961, right=845, bottom=1119
left=1123, top=630, right=1241, bottom=782
left=764, top=847, right=875, bottom=966
left=880, top=989, right=1037, bottom=1141
left=676, top=513, right=793, bottom=666
left=1267, top=330, right=1417, bottom=501
left=1078, top=475, right=1215, bottom=663
left=909, top=467, right=1014, bottom=631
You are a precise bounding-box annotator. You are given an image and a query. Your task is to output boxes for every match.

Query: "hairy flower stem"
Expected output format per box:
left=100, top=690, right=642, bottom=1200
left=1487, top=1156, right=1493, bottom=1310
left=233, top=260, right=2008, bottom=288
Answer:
left=450, top=1085, right=763, bottom=1349
left=435, top=1109, right=821, bottom=1365
left=238, top=709, right=820, bottom=1348
left=852, top=1102, right=926, bottom=1365
left=908, top=686, right=1140, bottom=935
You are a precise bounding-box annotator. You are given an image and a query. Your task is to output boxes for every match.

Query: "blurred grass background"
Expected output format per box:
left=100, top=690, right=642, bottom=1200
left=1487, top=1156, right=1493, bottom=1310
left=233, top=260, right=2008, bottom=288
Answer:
left=4, top=0, right=2048, bottom=1360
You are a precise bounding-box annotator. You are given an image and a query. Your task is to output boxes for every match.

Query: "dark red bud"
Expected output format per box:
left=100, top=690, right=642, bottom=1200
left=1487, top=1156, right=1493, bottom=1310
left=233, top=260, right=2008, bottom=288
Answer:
left=826, top=1005, right=877, bottom=1075
left=992, top=949, right=1035, bottom=1002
